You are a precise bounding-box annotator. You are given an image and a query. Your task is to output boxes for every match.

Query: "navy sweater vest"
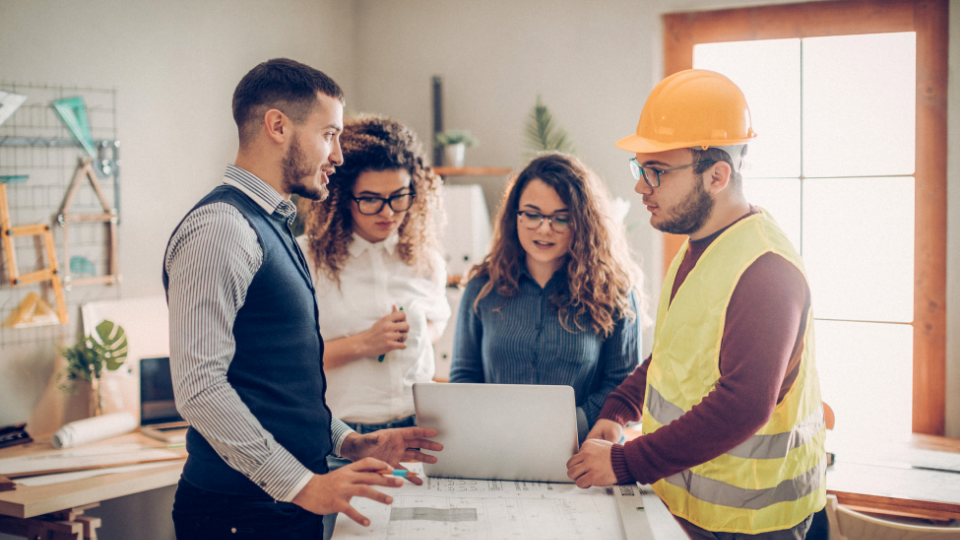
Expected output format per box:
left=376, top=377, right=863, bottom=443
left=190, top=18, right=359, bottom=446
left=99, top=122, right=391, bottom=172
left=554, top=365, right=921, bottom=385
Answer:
left=163, top=185, right=332, bottom=496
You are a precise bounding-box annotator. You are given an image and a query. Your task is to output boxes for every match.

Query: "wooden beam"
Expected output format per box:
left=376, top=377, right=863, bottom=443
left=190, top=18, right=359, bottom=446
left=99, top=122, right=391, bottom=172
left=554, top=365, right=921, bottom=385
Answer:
left=911, top=0, right=948, bottom=436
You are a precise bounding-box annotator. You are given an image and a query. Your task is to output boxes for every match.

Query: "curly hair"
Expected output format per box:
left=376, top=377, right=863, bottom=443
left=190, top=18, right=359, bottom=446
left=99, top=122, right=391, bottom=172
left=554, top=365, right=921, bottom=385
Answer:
left=471, top=153, right=644, bottom=337
left=303, top=114, right=443, bottom=284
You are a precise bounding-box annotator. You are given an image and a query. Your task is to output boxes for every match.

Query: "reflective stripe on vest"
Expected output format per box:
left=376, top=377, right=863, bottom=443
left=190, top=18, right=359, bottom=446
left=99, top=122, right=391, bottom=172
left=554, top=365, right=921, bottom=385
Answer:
left=646, top=385, right=825, bottom=460
left=663, top=455, right=827, bottom=510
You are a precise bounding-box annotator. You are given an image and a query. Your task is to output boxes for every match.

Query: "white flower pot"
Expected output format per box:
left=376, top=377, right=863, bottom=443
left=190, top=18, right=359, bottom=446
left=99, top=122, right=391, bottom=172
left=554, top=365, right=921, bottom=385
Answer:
left=444, top=143, right=466, bottom=168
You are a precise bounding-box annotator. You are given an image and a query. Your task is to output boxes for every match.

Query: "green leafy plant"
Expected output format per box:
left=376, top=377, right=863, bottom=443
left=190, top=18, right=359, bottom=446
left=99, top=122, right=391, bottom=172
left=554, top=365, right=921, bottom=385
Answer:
left=524, top=94, right=576, bottom=154
left=434, top=129, right=477, bottom=148
left=59, top=320, right=128, bottom=416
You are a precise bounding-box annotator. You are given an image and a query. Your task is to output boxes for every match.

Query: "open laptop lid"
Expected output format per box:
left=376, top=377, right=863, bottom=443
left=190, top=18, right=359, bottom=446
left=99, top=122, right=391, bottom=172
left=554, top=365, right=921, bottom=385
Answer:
left=414, top=383, right=578, bottom=483
left=139, top=356, right=185, bottom=426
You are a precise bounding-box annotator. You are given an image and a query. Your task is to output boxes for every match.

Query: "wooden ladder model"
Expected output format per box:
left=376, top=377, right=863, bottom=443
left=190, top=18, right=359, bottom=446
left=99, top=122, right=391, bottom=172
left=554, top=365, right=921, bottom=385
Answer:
left=0, top=183, right=68, bottom=324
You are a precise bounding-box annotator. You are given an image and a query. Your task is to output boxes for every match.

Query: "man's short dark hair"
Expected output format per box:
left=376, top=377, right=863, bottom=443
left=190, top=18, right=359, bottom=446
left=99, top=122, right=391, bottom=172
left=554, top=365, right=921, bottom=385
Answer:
left=232, top=58, right=344, bottom=147
left=690, top=145, right=748, bottom=189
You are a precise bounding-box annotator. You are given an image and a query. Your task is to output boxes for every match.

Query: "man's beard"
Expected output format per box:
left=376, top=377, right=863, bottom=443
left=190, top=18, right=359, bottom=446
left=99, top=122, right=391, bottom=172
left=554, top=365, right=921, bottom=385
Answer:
left=655, top=174, right=714, bottom=236
left=282, top=133, right=329, bottom=201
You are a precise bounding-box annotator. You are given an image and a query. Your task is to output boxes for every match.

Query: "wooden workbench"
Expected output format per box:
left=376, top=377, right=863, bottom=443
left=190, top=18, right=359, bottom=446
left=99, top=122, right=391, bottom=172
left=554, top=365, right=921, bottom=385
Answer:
left=0, top=432, right=185, bottom=539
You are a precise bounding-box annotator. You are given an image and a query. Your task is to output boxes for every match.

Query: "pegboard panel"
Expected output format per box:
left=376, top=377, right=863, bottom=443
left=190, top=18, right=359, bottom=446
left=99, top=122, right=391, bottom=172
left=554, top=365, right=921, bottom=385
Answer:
left=0, top=82, right=121, bottom=348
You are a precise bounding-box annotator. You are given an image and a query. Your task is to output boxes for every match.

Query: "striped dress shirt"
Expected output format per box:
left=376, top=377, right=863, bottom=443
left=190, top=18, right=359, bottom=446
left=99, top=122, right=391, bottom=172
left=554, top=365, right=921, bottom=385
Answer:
left=165, top=164, right=353, bottom=502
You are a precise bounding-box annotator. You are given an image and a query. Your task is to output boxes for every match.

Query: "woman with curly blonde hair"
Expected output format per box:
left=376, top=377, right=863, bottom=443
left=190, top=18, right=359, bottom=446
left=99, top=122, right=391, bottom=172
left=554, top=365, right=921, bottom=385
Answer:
left=450, top=153, right=643, bottom=443
left=297, top=114, right=449, bottom=436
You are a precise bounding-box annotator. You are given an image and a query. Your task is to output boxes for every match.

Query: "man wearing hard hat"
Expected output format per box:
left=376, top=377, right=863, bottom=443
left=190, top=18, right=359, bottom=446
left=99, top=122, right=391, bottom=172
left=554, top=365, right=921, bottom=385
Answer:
left=566, top=69, right=826, bottom=539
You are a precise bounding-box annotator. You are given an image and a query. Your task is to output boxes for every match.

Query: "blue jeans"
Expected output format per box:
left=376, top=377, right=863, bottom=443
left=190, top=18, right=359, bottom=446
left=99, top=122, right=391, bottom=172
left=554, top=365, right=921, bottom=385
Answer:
left=172, top=477, right=322, bottom=540
left=341, top=414, right=416, bottom=434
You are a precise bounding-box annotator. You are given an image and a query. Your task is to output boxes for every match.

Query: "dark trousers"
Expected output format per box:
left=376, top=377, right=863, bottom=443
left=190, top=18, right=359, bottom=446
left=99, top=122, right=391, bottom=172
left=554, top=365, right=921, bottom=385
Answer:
left=172, top=477, right=323, bottom=540
left=677, top=512, right=814, bottom=540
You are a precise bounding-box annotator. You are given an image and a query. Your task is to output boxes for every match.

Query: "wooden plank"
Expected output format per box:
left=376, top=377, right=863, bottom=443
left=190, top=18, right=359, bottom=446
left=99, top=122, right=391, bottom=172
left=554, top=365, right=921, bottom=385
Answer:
left=68, top=276, right=117, bottom=287
left=830, top=490, right=960, bottom=521
left=0, top=434, right=185, bottom=519
left=13, top=269, right=54, bottom=286
left=5, top=456, right=186, bottom=480
left=62, top=214, right=112, bottom=223
left=8, top=224, right=49, bottom=236
left=433, top=167, right=513, bottom=176
left=910, top=0, right=948, bottom=436
left=663, top=0, right=914, bottom=45
left=0, top=184, right=21, bottom=283
left=0, top=461, right=184, bottom=519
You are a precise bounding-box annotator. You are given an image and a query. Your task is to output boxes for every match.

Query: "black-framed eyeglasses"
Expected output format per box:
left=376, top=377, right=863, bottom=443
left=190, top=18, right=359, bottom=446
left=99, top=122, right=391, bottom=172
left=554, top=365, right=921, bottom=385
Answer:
left=351, top=192, right=416, bottom=215
left=629, top=157, right=709, bottom=188
left=516, top=210, right=570, bottom=233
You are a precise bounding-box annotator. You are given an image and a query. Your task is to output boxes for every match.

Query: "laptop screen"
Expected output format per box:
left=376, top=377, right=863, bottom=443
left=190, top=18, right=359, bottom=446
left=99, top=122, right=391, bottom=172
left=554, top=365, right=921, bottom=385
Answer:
left=139, top=357, right=184, bottom=425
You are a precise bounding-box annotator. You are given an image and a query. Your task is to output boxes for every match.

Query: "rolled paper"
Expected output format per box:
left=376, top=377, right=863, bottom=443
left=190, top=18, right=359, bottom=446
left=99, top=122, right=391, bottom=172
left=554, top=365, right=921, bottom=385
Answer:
left=51, top=412, right=137, bottom=449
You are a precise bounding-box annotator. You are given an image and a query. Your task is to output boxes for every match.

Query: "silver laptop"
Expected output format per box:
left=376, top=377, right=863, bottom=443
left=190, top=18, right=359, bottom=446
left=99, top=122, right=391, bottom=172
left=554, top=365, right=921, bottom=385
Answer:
left=413, top=383, right=579, bottom=483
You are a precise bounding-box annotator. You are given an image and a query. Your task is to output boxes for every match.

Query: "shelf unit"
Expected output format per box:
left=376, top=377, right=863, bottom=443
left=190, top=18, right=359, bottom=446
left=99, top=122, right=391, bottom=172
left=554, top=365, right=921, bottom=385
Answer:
left=433, top=167, right=512, bottom=177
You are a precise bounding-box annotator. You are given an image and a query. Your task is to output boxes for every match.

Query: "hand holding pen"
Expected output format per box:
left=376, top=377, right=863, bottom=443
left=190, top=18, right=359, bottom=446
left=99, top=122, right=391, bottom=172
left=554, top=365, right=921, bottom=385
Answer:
left=371, top=305, right=407, bottom=362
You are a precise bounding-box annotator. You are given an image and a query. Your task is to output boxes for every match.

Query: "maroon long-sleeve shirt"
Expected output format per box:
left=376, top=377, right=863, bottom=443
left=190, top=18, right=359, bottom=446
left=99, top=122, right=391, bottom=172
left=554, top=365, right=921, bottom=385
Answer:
left=603, top=209, right=810, bottom=485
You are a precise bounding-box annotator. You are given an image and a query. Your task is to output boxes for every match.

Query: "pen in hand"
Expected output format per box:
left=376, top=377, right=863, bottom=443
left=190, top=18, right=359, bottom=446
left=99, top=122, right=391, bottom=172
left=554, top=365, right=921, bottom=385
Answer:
left=378, top=306, right=403, bottom=362
left=376, top=468, right=418, bottom=483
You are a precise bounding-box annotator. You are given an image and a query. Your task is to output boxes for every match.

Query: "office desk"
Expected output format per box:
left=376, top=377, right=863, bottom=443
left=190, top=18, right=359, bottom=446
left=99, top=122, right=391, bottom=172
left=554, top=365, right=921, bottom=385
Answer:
left=826, top=433, right=960, bottom=521
left=0, top=432, right=185, bottom=539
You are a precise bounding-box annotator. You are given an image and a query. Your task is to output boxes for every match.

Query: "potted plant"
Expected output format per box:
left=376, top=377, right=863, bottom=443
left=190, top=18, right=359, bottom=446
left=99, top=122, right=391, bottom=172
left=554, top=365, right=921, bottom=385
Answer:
left=59, top=319, right=128, bottom=417
left=435, top=129, right=477, bottom=168
left=524, top=94, right=576, bottom=155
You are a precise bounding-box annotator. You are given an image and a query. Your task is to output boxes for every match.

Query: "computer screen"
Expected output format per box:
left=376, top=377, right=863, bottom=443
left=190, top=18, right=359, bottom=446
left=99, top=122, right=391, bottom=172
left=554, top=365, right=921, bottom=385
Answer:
left=139, top=357, right=184, bottom=425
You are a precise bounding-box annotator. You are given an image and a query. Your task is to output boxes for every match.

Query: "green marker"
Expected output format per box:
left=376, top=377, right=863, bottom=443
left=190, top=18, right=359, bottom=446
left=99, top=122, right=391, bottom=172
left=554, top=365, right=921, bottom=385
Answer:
left=378, top=307, right=403, bottom=362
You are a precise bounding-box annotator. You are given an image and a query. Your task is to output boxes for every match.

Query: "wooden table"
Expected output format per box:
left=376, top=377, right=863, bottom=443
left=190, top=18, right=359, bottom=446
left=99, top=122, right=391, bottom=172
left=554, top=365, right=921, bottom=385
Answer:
left=0, top=432, right=185, bottom=539
left=826, top=433, right=960, bottom=521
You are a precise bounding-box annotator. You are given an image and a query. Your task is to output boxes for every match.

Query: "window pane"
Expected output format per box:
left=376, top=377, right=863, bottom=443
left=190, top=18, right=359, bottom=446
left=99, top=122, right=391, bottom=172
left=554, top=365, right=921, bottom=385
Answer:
left=742, top=177, right=801, bottom=251
left=802, top=32, right=916, bottom=177
left=693, top=39, right=801, bottom=178
left=814, top=320, right=912, bottom=441
left=802, top=177, right=914, bottom=322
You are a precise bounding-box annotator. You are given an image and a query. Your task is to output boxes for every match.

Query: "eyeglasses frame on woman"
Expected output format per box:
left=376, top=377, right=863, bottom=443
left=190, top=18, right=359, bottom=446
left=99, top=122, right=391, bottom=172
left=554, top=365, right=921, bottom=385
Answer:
left=516, top=210, right=571, bottom=233
left=351, top=191, right=417, bottom=215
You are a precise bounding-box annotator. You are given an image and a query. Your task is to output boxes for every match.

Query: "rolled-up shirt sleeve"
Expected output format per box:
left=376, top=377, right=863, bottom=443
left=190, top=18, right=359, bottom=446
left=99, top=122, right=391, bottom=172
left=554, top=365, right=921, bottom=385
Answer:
left=166, top=202, right=312, bottom=501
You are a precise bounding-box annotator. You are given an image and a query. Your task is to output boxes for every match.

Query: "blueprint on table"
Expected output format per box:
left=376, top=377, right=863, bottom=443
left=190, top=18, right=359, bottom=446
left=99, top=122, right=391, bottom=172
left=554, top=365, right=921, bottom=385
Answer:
left=332, top=475, right=624, bottom=540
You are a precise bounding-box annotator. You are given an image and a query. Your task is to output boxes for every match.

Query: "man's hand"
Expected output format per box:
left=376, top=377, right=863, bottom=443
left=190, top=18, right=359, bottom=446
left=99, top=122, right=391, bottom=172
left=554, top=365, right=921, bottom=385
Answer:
left=566, top=439, right=617, bottom=488
left=585, top=418, right=624, bottom=443
left=292, top=457, right=402, bottom=526
left=340, top=427, right=442, bottom=486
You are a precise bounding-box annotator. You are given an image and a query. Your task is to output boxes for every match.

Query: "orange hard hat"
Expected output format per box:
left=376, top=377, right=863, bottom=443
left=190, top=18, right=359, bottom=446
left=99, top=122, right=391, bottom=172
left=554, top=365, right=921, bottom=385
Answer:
left=616, top=69, right=757, bottom=153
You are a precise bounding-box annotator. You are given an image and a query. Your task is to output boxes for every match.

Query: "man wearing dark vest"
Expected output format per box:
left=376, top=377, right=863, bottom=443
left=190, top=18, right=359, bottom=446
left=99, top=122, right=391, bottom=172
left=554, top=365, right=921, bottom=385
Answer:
left=566, top=70, right=826, bottom=539
left=164, top=58, right=441, bottom=539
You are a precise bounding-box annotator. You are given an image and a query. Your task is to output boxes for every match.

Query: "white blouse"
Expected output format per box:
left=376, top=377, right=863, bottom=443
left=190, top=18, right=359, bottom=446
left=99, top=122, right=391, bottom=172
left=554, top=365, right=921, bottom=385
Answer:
left=296, top=233, right=450, bottom=424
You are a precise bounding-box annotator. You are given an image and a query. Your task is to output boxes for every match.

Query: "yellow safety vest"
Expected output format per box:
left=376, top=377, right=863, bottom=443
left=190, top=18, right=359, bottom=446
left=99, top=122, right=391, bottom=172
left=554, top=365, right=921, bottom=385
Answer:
left=642, top=209, right=826, bottom=534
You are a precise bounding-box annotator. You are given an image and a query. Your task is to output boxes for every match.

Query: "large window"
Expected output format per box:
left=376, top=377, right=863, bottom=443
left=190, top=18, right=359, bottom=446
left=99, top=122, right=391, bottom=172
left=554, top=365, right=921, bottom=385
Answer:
left=663, top=0, right=947, bottom=436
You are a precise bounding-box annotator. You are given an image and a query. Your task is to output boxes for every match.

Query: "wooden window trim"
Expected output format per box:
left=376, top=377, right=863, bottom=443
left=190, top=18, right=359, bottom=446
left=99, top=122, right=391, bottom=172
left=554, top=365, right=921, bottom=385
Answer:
left=662, top=0, right=948, bottom=435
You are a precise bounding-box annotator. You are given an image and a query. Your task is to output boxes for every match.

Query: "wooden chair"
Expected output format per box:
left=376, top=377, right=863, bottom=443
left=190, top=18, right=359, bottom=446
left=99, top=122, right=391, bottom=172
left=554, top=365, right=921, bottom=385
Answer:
left=825, top=495, right=960, bottom=539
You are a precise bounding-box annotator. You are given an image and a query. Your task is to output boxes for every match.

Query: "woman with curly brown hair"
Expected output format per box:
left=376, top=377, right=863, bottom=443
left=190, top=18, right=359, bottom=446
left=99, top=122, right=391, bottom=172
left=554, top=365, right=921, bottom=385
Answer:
left=450, top=153, right=643, bottom=443
left=296, top=114, right=450, bottom=436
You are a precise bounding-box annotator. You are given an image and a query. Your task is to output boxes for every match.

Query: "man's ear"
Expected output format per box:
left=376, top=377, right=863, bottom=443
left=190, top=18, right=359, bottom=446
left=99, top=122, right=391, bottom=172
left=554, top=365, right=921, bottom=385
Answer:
left=706, top=160, right=733, bottom=195
left=263, top=109, right=287, bottom=144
